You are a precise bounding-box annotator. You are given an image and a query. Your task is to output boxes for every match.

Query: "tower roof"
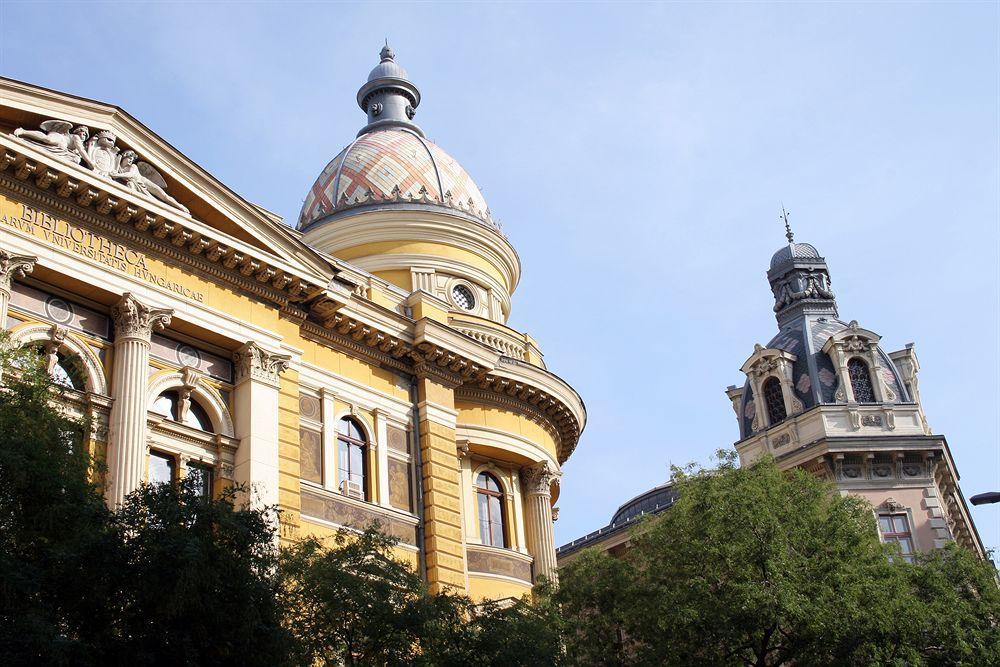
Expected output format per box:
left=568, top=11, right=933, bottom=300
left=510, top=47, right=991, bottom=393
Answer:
left=298, top=46, right=496, bottom=231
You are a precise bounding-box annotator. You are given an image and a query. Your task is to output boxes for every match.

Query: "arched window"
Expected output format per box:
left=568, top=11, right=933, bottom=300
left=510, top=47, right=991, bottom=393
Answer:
left=28, top=344, right=87, bottom=391
left=337, top=417, right=367, bottom=500
left=476, top=472, right=506, bottom=548
left=848, top=358, right=876, bottom=403
left=762, top=377, right=787, bottom=425
left=151, top=390, right=214, bottom=432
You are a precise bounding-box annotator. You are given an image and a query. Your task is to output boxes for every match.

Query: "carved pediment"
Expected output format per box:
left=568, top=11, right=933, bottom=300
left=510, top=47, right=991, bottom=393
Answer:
left=0, top=76, right=334, bottom=293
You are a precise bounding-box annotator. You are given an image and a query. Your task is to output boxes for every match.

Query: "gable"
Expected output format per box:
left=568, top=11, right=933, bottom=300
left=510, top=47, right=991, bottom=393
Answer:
left=0, top=76, right=331, bottom=286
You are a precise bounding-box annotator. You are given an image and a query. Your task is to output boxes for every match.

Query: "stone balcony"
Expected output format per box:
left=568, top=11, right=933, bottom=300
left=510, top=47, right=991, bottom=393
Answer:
left=448, top=312, right=545, bottom=369
left=737, top=402, right=932, bottom=466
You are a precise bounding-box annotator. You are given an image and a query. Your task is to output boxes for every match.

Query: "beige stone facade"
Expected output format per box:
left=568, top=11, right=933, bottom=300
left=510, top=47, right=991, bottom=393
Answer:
left=0, top=52, right=585, bottom=602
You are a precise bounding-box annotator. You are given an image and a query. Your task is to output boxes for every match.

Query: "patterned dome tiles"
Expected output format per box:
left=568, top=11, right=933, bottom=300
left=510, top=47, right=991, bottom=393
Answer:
left=299, top=129, right=494, bottom=230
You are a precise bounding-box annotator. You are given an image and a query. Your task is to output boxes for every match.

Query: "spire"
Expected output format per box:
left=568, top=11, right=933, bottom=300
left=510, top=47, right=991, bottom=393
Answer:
left=766, top=212, right=837, bottom=325
left=356, top=44, right=424, bottom=138
left=781, top=205, right=794, bottom=245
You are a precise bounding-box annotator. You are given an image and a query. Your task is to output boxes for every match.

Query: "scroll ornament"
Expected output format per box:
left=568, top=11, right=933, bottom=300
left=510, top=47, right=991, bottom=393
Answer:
left=12, top=119, right=189, bottom=214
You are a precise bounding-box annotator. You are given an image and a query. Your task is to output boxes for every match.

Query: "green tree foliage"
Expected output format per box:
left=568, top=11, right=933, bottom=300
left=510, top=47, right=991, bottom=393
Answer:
left=105, top=480, right=291, bottom=664
left=0, top=337, right=115, bottom=664
left=279, top=524, right=561, bottom=666
left=0, top=336, right=291, bottom=665
left=556, top=452, right=1000, bottom=666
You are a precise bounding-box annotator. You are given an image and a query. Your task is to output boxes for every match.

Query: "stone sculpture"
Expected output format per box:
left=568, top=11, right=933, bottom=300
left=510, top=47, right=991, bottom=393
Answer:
left=11, top=119, right=188, bottom=214
left=13, top=119, right=94, bottom=167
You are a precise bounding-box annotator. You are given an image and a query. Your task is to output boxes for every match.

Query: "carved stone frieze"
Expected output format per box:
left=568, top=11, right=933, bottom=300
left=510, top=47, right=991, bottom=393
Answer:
left=111, top=292, right=173, bottom=341
left=12, top=120, right=188, bottom=213
left=233, top=341, right=291, bottom=386
left=0, top=249, right=37, bottom=292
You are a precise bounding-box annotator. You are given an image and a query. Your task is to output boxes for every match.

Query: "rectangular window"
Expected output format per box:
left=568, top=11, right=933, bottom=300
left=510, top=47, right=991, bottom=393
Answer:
left=149, top=451, right=175, bottom=486
left=878, top=512, right=915, bottom=563
left=187, top=463, right=214, bottom=499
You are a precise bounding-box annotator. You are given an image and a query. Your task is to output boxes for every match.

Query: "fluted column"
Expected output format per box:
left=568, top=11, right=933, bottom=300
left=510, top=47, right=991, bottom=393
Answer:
left=0, top=250, right=37, bottom=328
left=232, top=341, right=290, bottom=511
left=522, top=462, right=559, bottom=585
left=106, top=293, right=172, bottom=506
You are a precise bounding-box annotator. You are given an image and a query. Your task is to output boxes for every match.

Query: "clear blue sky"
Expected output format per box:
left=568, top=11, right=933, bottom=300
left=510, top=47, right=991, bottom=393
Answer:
left=2, top=2, right=997, bottom=553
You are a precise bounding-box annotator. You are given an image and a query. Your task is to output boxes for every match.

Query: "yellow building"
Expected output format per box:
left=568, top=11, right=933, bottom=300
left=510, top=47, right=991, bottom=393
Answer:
left=0, top=46, right=585, bottom=601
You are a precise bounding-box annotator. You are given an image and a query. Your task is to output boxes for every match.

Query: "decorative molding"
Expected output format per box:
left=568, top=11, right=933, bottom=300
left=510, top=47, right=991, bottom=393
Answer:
left=521, top=462, right=558, bottom=497
left=0, top=249, right=36, bottom=292
left=233, top=341, right=291, bottom=387
left=110, top=292, right=172, bottom=341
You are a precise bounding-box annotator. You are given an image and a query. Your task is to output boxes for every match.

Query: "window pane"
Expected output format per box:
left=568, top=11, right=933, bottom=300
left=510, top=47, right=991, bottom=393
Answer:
left=338, top=440, right=350, bottom=477
left=149, top=451, right=174, bottom=485
left=893, top=516, right=909, bottom=533
left=898, top=538, right=913, bottom=555
left=848, top=358, right=876, bottom=403
left=478, top=493, right=491, bottom=544
left=187, top=464, right=213, bottom=499
left=491, top=520, right=505, bottom=548
left=763, top=377, right=787, bottom=424
left=151, top=392, right=177, bottom=419
left=878, top=516, right=893, bottom=534
left=350, top=443, right=364, bottom=475
left=184, top=400, right=214, bottom=432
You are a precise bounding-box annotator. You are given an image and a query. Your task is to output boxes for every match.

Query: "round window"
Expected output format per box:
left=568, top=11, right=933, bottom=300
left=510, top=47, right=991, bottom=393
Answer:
left=451, top=284, right=476, bottom=310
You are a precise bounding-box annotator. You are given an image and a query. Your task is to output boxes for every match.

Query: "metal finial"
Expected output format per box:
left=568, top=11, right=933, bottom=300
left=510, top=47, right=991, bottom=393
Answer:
left=380, top=41, right=394, bottom=62
left=780, top=205, right=794, bottom=244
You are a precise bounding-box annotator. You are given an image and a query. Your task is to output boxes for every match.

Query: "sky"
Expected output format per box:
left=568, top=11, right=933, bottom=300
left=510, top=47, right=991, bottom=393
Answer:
left=1, top=2, right=997, bottom=554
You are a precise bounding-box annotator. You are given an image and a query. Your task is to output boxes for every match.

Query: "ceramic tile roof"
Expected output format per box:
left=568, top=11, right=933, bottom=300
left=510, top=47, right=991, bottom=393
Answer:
left=298, top=129, right=493, bottom=230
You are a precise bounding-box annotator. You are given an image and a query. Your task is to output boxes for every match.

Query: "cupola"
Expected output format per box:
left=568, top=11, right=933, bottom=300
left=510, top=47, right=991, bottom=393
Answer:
left=298, top=46, right=520, bottom=324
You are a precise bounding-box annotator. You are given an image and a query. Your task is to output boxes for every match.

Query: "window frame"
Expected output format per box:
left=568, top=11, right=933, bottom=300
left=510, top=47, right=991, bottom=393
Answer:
left=475, top=471, right=508, bottom=548
left=877, top=511, right=915, bottom=563
left=847, top=357, right=877, bottom=404
left=149, top=449, right=177, bottom=486
left=762, top=376, right=787, bottom=425
left=336, top=417, right=369, bottom=501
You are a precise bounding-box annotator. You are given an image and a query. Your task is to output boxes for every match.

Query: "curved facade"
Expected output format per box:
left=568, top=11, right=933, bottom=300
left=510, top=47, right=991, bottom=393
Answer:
left=0, top=46, right=584, bottom=601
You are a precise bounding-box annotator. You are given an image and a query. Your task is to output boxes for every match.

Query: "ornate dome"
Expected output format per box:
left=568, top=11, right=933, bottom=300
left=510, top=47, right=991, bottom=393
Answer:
left=297, top=45, right=496, bottom=232
left=297, top=129, right=494, bottom=230
left=769, top=242, right=821, bottom=269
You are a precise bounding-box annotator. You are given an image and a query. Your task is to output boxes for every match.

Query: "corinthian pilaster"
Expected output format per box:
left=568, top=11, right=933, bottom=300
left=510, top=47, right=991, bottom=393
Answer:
left=0, top=250, right=37, bottom=328
left=106, top=293, right=173, bottom=506
left=521, top=462, right=560, bottom=584
left=232, top=341, right=291, bottom=512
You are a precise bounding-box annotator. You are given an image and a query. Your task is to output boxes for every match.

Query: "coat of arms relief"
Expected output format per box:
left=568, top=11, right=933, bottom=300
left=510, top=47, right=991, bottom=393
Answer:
left=11, top=119, right=189, bottom=214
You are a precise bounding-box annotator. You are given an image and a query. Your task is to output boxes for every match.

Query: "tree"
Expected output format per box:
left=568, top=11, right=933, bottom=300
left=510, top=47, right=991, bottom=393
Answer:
left=106, top=480, right=292, bottom=665
left=556, top=452, right=1000, bottom=666
left=0, top=336, right=116, bottom=665
left=280, top=523, right=563, bottom=666
left=0, top=335, right=292, bottom=665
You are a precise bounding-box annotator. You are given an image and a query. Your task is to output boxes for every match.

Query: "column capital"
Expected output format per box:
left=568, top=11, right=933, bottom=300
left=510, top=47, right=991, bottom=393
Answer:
left=0, top=250, right=37, bottom=292
left=111, top=292, right=173, bottom=341
left=521, top=461, right=559, bottom=496
left=233, top=341, right=291, bottom=386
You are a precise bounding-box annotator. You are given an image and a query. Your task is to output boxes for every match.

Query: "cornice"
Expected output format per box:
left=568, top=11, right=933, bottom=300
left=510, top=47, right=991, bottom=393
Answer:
left=0, top=144, right=328, bottom=306
left=0, top=76, right=332, bottom=277
left=301, top=208, right=521, bottom=294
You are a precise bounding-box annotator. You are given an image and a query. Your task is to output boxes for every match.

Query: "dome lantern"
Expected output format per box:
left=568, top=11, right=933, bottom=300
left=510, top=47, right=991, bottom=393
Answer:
left=355, top=44, right=424, bottom=138
left=767, top=210, right=837, bottom=326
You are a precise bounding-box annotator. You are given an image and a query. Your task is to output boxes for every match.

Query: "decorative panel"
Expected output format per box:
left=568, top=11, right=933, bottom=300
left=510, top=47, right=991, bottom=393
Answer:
left=467, top=546, right=532, bottom=583
left=150, top=334, right=232, bottom=383
left=300, top=489, right=417, bottom=545
left=299, top=394, right=322, bottom=422
left=10, top=281, right=109, bottom=339
left=299, top=427, right=323, bottom=483
left=387, top=425, right=409, bottom=453
left=388, top=457, right=412, bottom=512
